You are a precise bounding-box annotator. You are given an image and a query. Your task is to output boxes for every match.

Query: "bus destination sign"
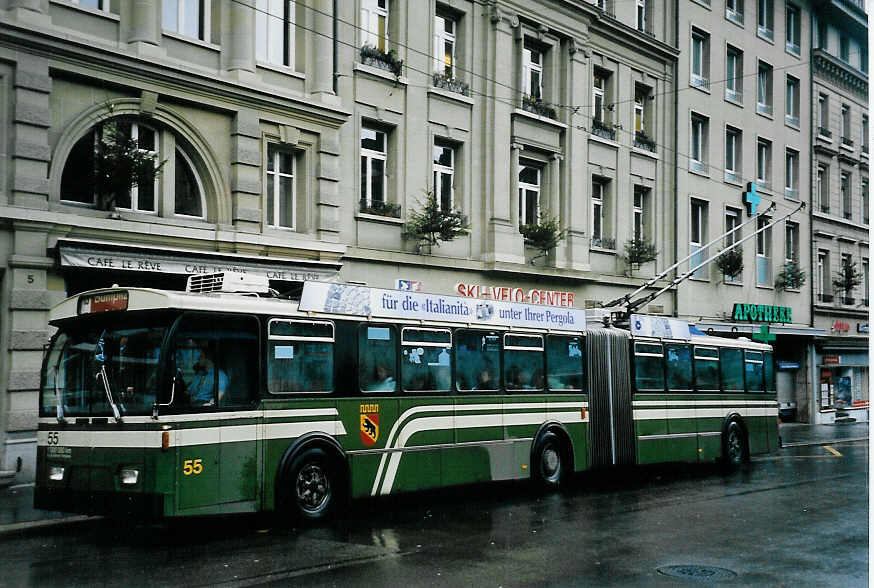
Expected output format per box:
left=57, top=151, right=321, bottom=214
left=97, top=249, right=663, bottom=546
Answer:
left=78, top=291, right=129, bottom=314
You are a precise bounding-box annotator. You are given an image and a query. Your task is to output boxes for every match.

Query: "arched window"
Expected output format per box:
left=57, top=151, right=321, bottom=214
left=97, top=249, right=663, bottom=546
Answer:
left=61, top=118, right=206, bottom=219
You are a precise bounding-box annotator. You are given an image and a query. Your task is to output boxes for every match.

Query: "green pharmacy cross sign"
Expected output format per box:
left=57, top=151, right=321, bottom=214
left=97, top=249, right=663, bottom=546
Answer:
left=732, top=303, right=792, bottom=324
left=752, top=324, right=776, bottom=343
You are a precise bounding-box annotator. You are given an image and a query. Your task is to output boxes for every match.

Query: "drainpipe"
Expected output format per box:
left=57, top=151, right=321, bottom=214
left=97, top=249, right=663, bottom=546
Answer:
left=672, top=0, right=679, bottom=317
left=808, top=9, right=815, bottom=329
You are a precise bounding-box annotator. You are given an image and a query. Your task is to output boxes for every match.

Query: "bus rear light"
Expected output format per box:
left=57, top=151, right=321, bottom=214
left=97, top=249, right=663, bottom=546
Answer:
left=162, top=431, right=170, bottom=450
left=49, top=466, right=65, bottom=481
left=120, top=469, right=139, bottom=485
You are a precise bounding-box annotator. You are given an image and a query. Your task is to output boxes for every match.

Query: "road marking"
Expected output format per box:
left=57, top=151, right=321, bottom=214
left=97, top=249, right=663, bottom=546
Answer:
left=823, top=445, right=842, bottom=457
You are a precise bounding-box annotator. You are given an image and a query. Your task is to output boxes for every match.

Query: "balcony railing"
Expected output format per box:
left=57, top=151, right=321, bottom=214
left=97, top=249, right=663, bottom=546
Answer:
left=785, top=114, right=799, bottom=127
left=818, top=293, right=834, bottom=303
left=590, top=236, right=616, bottom=250
left=689, top=159, right=707, bottom=174
left=591, top=119, right=616, bottom=141
left=691, top=74, right=710, bottom=91
left=817, top=127, right=832, bottom=138
left=725, top=7, right=744, bottom=25
left=725, top=88, right=743, bottom=103
left=757, top=25, right=774, bottom=42
left=757, top=101, right=773, bottom=116
left=724, top=170, right=741, bottom=183
left=633, top=131, right=657, bottom=153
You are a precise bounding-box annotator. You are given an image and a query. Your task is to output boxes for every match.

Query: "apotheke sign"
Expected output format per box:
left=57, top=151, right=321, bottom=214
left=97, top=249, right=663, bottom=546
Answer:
left=731, top=303, right=792, bottom=324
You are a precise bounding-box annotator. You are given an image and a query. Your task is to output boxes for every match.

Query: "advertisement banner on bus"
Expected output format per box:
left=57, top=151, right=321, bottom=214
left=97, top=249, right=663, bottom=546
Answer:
left=299, top=282, right=592, bottom=331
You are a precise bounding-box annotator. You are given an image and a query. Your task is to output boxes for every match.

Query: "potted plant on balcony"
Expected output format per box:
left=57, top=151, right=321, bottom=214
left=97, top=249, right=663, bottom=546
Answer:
left=715, top=247, right=744, bottom=282
left=360, top=45, right=404, bottom=80
left=359, top=199, right=401, bottom=219
left=622, top=238, right=658, bottom=275
left=521, top=94, right=557, bottom=119
left=403, top=190, right=469, bottom=254
left=832, top=259, right=862, bottom=304
left=519, top=213, right=566, bottom=264
left=774, top=260, right=806, bottom=291
left=432, top=72, right=470, bottom=96
left=94, top=120, right=165, bottom=211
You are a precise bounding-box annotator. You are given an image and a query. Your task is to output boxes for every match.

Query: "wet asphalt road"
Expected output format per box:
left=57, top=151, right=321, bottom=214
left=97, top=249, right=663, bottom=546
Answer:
left=2, top=440, right=867, bottom=587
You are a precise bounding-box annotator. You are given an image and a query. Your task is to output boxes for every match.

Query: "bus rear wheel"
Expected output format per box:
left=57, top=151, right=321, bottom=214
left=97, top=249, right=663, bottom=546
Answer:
left=723, top=422, right=748, bottom=467
left=533, top=432, right=566, bottom=489
left=285, top=447, right=336, bottom=520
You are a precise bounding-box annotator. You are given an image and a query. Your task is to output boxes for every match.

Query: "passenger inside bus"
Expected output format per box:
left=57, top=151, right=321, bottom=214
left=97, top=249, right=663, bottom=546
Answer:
left=473, top=368, right=496, bottom=390
left=368, top=364, right=396, bottom=392
left=186, top=346, right=228, bottom=406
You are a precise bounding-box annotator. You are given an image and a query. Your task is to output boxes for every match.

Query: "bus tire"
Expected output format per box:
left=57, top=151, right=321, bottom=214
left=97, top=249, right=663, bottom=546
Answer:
left=532, top=432, right=566, bottom=489
left=723, top=421, right=748, bottom=467
left=283, top=447, right=338, bottom=521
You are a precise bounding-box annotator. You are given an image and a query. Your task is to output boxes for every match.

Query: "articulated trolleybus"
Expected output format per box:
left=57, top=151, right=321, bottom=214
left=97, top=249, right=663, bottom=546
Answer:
left=36, top=274, right=778, bottom=520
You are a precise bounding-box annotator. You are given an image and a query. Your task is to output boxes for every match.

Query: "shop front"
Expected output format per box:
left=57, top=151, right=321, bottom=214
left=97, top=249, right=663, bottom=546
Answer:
left=813, top=340, right=869, bottom=424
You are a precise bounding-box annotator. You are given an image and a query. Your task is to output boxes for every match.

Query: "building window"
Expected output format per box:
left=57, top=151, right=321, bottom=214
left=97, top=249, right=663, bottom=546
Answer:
left=518, top=163, right=541, bottom=226
left=785, top=221, right=798, bottom=263
left=360, top=124, right=387, bottom=208
left=862, top=115, right=869, bottom=154
left=266, top=144, right=295, bottom=229
left=785, top=75, right=799, bottom=127
left=434, top=11, right=457, bottom=78
left=839, top=34, right=849, bottom=62
left=633, top=84, right=655, bottom=151
left=725, top=207, right=742, bottom=281
left=726, top=0, right=744, bottom=25
left=784, top=148, right=798, bottom=199
left=591, top=178, right=610, bottom=246
left=60, top=119, right=205, bottom=218
left=433, top=139, right=455, bottom=211
left=690, top=113, right=708, bottom=174
left=840, top=253, right=853, bottom=303
left=522, top=42, right=543, bottom=100
left=592, top=69, right=614, bottom=139
left=841, top=105, right=852, bottom=147
left=690, top=199, right=708, bottom=279
left=633, top=185, right=649, bottom=241
left=818, top=94, right=830, bottom=137
left=361, top=0, right=389, bottom=52
left=636, top=0, right=649, bottom=33
left=70, top=0, right=109, bottom=11
left=817, top=250, right=831, bottom=301
left=841, top=172, right=851, bottom=220
left=785, top=4, right=800, bottom=55
left=863, top=258, right=870, bottom=305
left=725, top=46, right=743, bottom=103
left=756, top=215, right=772, bottom=286
left=256, top=0, right=294, bottom=67
left=757, top=61, right=773, bottom=116
left=162, top=0, right=205, bottom=40
left=691, top=27, right=710, bottom=90
left=756, top=138, right=772, bottom=190
left=817, top=19, right=827, bottom=50
left=757, top=0, right=773, bottom=41
left=817, top=165, right=829, bottom=212
left=862, top=178, right=869, bottom=224
left=725, top=126, right=742, bottom=183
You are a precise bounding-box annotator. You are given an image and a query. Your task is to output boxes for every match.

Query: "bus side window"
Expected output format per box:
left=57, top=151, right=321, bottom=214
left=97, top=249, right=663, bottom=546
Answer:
left=665, top=344, right=692, bottom=391
left=719, top=348, right=744, bottom=392
left=693, top=346, right=720, bottom=391
left=401, top=328, right=451, bottom=392
left=744, top=350, right=765, bottom=392
left=455, top=330, right=500, bottom=393
left=633, top=342, right=664, bottom=391
left=267, top=320, right=334, bottom=394
left=358, top=325, right=398, bottom=393
left=764, top=351, right=776, bottom=393
left=546, top=335, right=584, bottom=392
left=503, top=334, right=544, bottom=392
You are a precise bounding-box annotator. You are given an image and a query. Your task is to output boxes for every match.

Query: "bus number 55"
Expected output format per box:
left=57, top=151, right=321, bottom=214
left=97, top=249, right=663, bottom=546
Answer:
left=182, top=459, right=203, bottom=475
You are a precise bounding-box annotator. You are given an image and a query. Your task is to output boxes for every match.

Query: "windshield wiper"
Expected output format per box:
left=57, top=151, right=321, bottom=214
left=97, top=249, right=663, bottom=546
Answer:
left=94, top=333, right=122, bottom=423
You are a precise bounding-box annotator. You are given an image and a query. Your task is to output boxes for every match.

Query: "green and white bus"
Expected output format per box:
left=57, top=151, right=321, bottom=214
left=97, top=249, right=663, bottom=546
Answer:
left=35, top=277, right=778, bottom=520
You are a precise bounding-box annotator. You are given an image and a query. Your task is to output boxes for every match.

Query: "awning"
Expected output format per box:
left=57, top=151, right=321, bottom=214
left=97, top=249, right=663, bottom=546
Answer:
left=56, top=239, right=341, bottom=282
left=695, top=322, right=827, bottom=337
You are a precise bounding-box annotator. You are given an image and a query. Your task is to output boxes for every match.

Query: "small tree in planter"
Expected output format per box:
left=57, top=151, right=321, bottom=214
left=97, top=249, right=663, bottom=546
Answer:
left=95, top=120, right=165, bottom=211
left=622, top=238, right=658, bottom=275
left=403, top=191, right=469, bottom=254
left=715, top=247, right=744, bottom=282
left=774, top=260, right=806, bottom=291
left=359, top=45, right=404, bottom=79
left=519, top=213, right=566, bottom=264
left=832, top=259, right=862, bottom=301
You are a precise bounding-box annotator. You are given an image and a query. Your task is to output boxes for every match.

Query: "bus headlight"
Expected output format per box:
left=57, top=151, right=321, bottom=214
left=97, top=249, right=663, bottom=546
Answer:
left=49, top=466, right=65, bottom=481
left=119, top=469, right=139, bottom=485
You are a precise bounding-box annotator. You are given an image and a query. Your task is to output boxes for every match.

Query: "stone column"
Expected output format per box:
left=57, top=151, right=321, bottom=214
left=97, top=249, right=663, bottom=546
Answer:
left=561, top=36, right=590, bottom=271
left=224, top=0, right=256, bottom=76
left=510, top=143, right=522, bottom=229
left=230, top=109, right=262, bottom=232
left=126, top=0, right=160, bottom=46
left=6, top=0, right=50, bottom=26
left=10, top=54, right=51, bottom=210
left=316, top=129, right=341, bottom=242
left=310, top=0, right=336, bottom=100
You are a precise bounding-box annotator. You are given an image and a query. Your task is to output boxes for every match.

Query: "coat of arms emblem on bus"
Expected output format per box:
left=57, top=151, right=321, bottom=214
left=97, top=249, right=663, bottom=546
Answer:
left=360, top=404, right=379, bottom=446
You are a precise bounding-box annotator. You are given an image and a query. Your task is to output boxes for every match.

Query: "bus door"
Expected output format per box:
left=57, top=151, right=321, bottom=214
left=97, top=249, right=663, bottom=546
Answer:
left=453, top=330, right=505, bottom=484
left=545, top=335, right=588, bottom=470
left=503, top=333, right=547, bottom=476
left=587, top=330, right=635, bottom=467
left=630, top=340, right=667, bottom=464
left=692, top=345, right=722, bottom=462
left=664, top=343, right=698, bottom=462
left=743, top=350, right=768, bottom=454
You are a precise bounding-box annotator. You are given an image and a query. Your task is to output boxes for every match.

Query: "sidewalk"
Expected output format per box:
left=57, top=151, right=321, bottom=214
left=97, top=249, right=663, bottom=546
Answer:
left=0, top=422, right=867, bottom=534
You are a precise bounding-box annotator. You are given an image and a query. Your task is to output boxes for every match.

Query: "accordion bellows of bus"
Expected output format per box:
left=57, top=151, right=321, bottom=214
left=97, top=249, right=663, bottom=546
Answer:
left=35, top=278, right=778, bottom=520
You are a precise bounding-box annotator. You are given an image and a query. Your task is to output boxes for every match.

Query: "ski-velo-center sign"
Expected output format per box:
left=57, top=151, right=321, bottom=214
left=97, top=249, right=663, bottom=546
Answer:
left=299, top=283, right=594, bottom=331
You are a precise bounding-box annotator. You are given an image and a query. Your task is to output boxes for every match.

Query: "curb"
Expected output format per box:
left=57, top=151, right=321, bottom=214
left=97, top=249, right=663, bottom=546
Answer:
left=780, top=436, right=869, bottom=448
left=0, top=515, right=92, bottom=536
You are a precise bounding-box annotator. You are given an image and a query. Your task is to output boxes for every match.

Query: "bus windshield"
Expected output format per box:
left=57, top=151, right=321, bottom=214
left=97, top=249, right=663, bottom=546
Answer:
left=41, top=318, right=170, bottom=417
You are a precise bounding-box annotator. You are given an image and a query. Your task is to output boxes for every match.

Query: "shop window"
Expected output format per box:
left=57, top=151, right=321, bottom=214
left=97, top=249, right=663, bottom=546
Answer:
left=694, top=346, right=720, bottom=391
left=720, top=347, right=744, bottom=391
left=401, top=328, right=452, bottom=392
left=634, top=342, right=664, bottom=391
left=546, top=335, right=585, bottom=391
left=455, top=330, right=500, bottom=393
left=358, top=325, right=397, bottom=392
left=503, top=334, right=544, bottom=392
left=267, top=320, right=333, bottom=393
left=256, top=0, right=295, bottom=67
left=665, top=344, right=693, bottom=391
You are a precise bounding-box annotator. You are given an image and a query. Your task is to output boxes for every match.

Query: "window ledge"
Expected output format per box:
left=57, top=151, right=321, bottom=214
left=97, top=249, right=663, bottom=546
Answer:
left=688, top=165, right=710, bottom=178
left=50, top=0, right=119, bottom=21
left=162, top=30, right=221, bottom=52
left=817, top=134, right=833, bottom=143
left=256, top=61, right=306, bottom=81
left=785, top=120, right=801, bottom=131
left=723, top=174, right=743, bottom=187
left=353, top=62, right=408, bottom=85
left=512, top=108, right=568, bottom=130
left=356, top=212, right=405, bottom=225
left=590, top=246, right=617, bottom=255
left=724, top=280, right=744, bottom=287
left=783, top=288, right=802, bottom=293
left=757, top=29, right=775, bottom=44
left=724, top=95, right=744, bottom=108
left=785, top=47, right=801, bottom=59
left=755, top=284, right=775, bottom=291
left=688, top=276, right=710, bottom=283
left=588, top=133, right=619, bottom=149
left=756, top=108, right=774, bottom=121
left=631, top=146, right=659, bottom=160
left=428, top=86, right=474, bottom=105
left=839, top=143, right=855, bottom=153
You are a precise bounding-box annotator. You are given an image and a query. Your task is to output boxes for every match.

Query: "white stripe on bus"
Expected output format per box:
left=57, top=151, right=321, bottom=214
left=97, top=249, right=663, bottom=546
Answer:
left=39, top=408, right=340, bottom=426
left=633, top=407, right=778, bottom=420
left=632, top=400, right=777, bottom=407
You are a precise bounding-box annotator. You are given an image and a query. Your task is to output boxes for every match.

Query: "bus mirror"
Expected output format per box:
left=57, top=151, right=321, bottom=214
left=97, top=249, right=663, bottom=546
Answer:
left=152, top=369, right=181, bottom=420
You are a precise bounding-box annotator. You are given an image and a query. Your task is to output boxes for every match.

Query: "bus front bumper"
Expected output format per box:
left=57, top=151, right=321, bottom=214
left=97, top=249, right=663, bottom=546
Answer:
left=34, top=487, right=165, bottom=519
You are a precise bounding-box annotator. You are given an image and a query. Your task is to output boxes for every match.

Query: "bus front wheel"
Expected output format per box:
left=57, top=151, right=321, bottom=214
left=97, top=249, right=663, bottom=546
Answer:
left=723, top=422, right=748, bottom=467
left=533, top=432, right=566, bottom=489
left=285, top=447, right=336, bottom=520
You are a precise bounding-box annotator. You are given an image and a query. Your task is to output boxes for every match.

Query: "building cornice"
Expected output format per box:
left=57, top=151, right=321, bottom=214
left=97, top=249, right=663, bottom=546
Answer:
left=812, top=49, right=868, bottom=101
